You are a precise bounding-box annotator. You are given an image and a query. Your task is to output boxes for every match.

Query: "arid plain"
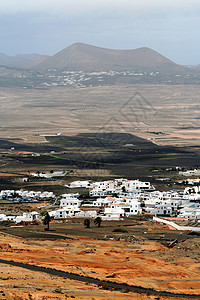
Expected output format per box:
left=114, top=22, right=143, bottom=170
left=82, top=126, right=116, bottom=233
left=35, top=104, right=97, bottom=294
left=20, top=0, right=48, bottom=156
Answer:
left=0, top=84, right=200, bottom=146
left=1, top=84, right=200, bottom=299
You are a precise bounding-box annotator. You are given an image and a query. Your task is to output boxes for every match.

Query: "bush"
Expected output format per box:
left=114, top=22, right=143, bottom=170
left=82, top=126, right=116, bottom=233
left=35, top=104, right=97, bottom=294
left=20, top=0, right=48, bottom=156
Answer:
left=84, top=219, right=90, bottom=228
left=0, top=220, right=12, bottom=227
left=113, top=228, right=128, bottom=233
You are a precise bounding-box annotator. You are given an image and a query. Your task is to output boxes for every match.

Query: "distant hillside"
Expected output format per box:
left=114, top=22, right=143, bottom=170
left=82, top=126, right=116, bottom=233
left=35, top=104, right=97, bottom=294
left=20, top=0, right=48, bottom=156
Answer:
left=1, top=43, right=200, bottom=87
left=0, top=53, right=42, bottom=67
left=31, top=42, right=183, bottom=72
left=22, top=55, right=50, bottom=68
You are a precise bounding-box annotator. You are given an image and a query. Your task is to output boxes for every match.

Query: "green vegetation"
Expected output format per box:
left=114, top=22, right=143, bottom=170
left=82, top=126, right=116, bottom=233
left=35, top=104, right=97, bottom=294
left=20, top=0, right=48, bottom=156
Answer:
left=0, top=220, right=12, bottom=227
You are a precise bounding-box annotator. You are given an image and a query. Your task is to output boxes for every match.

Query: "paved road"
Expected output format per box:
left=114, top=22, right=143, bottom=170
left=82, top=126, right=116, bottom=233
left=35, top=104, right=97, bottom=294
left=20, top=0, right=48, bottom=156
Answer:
left=0, top=258, right=200, bottom=299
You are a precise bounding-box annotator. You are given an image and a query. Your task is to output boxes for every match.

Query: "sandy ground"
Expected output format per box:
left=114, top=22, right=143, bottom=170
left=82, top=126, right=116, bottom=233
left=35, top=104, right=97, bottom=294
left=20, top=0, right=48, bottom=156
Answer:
left=0, top=224, right=200, bottom=299
left=0, top=172, right=23, bottom=177
left=0, top=85, right=200, bottom=147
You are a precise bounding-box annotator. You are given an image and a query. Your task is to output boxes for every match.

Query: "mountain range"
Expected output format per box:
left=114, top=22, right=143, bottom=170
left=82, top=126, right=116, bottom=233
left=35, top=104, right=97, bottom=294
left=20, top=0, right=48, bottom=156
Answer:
left=0, top=53, right=42, bottom=67
left=0, top=43, right=190, bottom=73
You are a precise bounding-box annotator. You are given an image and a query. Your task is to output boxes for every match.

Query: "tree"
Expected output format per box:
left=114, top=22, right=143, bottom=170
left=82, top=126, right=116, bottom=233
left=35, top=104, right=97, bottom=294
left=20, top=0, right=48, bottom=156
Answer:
left=43, top=212, right=51, bottom=231
left=122, top=186, right=126, bottom=193
left=94, top=217, right=102, bottom=227
left=84, top=219, right=90, bottom=228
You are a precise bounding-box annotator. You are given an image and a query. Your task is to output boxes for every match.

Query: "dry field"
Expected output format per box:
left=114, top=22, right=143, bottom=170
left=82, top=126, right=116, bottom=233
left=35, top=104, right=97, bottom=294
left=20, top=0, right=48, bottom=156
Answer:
left=0, top=219, right=200, bottom=300
left=0, top=84, right=200, bottom=146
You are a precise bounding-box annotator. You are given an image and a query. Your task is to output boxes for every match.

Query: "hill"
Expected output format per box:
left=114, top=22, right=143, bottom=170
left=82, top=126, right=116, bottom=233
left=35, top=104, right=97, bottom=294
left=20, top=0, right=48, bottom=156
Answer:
left=30, top=42, right=183, bottom=72
left=22, top=55, right=50, bottom=68
left=0, top=53, right=42, bottom=67
left=1, top=43, right=200, bottom=87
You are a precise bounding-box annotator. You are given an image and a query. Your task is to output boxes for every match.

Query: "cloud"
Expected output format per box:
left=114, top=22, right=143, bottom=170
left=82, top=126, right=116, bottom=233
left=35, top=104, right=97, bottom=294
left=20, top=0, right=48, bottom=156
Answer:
left=1, top=0, right=200, bottom=15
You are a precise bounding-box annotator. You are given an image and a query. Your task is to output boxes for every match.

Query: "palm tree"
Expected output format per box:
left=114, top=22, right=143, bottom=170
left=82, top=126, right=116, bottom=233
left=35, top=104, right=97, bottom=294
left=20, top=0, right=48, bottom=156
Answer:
left=94, top=217, right=102, bottom=227
left=84, top=219, right=90, bottom=228
left=43, top=212, right=51, bottom=231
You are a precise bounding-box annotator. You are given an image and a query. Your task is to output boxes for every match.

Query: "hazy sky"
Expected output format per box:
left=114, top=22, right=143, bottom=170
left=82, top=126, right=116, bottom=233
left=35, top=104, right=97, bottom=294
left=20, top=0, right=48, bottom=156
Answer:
left=0, top=0, right=200, bottom=65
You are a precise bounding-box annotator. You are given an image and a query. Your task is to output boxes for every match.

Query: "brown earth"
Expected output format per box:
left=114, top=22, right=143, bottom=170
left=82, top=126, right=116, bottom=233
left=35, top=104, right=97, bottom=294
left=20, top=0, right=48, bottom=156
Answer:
left=0, top=220, right=200, bottom=300
left=1, top=84, right=200, bottom=147
left=32, top=42, right=176, bottom=71
left=0, top=173, right=23, bottom=177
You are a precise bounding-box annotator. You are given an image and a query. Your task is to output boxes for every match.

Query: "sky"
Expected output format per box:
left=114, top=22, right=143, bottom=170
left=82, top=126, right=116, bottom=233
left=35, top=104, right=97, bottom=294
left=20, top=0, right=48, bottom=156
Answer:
left=0, top=0, right=200, bottom=65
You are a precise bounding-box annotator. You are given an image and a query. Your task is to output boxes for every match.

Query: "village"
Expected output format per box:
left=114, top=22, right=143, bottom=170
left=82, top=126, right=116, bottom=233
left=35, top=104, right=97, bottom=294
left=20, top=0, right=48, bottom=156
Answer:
left=1, top=177, right=200, bottom=229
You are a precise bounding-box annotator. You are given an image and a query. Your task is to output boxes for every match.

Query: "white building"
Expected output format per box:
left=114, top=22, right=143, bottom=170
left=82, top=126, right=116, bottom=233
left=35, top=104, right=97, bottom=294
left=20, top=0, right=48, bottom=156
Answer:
left=178, top=203, right=200, bottom=220
left=89, top=189, right=107, bottom=197
left=92, top=181, right=116, bottom=190
left=122, top=180, right=153, bottom=191
left=61, top=193, right=79, bottom=199
left=53, top=206, right=81, bottom=219
left=92, top=196, right=114, bottom=207
left=31, top=171, right=68, bottom=178
left=0, top=214, right=6, bottom=221
left=5, top=216, right=16, bottom=222
left=125, top=199, right=142, bottom=215
left=60, top=198, right=81, bottom=208
left=0, top=189, right=55, bottom=200
left=101, top=206, right=125, bottom=221
left=60, top=193, right=80, bottom=208
left=15, top=212, right=40, bottom=223
left=151, top=204, right=173, bottom=217
left=75, top=210, right=97, bottom=218
left=66, top=181, right=91, bottom=188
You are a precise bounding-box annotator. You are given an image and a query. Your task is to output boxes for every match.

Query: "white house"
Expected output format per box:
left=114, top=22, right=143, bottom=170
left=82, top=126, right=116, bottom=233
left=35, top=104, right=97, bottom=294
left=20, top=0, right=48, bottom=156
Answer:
left=61, top=193, right=79, bottom=199
left=92, top=180, right=116, bottom=190
left=89, top=189, right=107, bottom=197
left=125, top=199, right=142, bottom=215
left=0, top=189, right=55, bottom=201
left=5, top=216, right=16, bottom=222
left=151, top=204, right=173, bottom=217
left=60, top=198, right=81, bottom=208
left=0, top=214, right=7, bottom=221
left=178, top=203, right=200, bottom=219
left=122, top=180, right=153, bottom=192
left=15, top=211, right=40, bottom=223
left=31, top=171, right=68, bottom=179
left=92, top=196, right=114, bottom=207
left=75, top=210, right=97, bottom=218
left=53, top=206, right=81, bottom=219
left=66, top=181, right=91, bottom=188
left=101, top=206, right=125, bottom=220
left=60, top=193, right=80, bottom=208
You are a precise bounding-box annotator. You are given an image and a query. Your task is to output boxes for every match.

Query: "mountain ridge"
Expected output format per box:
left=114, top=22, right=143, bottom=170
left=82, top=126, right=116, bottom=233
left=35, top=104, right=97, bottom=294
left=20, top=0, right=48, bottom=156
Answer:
left=30, top=42, right=179, bottom=72
left=0, top=53, right=42, bottom=67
